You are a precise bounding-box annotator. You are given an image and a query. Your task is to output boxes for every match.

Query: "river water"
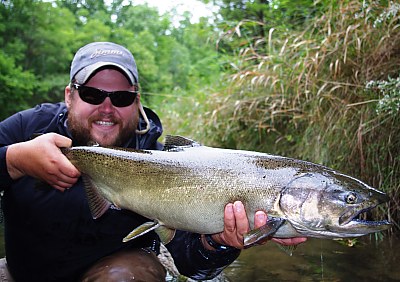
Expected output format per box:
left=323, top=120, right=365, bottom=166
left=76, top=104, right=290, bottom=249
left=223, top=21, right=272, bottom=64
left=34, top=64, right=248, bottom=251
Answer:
left=0, top=225, right=398, bottom=281
left=223, top=236, right=400, bottom=281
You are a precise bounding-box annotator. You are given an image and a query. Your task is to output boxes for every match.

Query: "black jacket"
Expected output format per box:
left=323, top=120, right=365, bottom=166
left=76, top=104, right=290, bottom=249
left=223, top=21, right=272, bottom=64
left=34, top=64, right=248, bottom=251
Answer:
left=0, top=103, right=240, bottom=282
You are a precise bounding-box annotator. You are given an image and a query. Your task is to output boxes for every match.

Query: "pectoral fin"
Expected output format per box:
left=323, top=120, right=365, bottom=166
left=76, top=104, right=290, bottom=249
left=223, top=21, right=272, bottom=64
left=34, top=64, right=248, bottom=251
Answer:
left=244, top=217, right=286, bottom=247
left=123, top=221, right=160, bottom=242
left=82, top=175, right=111, bottom=219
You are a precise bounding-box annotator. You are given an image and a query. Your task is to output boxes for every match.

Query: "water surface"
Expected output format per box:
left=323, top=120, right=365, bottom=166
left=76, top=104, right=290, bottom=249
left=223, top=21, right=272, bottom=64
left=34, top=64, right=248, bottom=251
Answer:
left=1, top=224, right=398, bottom=281
left=223, top=237, right=400, bottom=281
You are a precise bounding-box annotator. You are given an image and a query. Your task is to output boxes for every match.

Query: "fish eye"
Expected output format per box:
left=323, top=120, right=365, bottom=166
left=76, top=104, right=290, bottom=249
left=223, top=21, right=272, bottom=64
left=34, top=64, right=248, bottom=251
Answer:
left=345, top=192, right=357, bottom=204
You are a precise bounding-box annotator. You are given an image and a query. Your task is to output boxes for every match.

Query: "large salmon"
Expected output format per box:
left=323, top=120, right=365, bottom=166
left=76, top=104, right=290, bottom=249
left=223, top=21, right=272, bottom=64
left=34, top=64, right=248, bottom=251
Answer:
left=63, top=135, right=391, bottom=246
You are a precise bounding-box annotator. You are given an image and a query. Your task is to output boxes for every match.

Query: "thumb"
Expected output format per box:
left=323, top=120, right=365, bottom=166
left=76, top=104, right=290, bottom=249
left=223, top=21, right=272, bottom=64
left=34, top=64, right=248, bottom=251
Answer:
left=50, top=133, right=73, bottom=148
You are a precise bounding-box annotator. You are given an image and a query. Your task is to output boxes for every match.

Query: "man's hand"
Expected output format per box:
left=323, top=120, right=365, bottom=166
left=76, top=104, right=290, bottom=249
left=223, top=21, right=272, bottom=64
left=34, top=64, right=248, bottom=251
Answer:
left=6, top=133, right=80, bottom=192
left=205, top=201, right=307, bottom=250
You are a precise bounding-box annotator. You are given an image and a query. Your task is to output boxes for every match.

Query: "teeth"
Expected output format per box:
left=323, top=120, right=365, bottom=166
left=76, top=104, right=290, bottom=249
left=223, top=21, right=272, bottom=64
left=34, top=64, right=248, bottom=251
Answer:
left=96, top=121, right=114, bottom=126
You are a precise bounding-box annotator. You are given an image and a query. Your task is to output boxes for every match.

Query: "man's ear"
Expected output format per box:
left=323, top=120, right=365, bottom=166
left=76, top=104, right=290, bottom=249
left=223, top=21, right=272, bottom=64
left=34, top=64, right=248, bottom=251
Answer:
left=136, top=91, right=141, bottom=103
left=65, top=85, right=72, bottom=108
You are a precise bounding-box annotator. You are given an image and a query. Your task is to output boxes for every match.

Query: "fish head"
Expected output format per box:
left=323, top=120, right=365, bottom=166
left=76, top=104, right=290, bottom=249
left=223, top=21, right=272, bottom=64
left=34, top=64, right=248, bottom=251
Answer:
left=278, top=171, right=392, bottom=238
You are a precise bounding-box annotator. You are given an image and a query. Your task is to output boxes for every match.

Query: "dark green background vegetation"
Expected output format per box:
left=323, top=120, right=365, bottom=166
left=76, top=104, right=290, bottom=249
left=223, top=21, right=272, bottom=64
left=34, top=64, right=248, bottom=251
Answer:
left=1, top=0, right=399, bottom=231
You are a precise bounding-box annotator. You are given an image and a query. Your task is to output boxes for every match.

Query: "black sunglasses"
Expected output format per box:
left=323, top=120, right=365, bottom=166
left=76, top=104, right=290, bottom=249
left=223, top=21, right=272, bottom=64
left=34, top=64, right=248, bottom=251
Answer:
left=72, top=84, right=138, bottom=108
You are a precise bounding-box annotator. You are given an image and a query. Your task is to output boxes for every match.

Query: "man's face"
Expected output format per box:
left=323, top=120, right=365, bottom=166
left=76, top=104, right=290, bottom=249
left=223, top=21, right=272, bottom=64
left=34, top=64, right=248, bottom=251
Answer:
left=65, top=69, right=140, bottom=146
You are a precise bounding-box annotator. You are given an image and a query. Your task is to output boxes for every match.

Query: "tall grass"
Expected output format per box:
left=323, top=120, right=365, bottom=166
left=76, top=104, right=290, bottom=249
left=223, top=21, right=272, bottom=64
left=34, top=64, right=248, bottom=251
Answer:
left=157, top=1, right=400, bottom=229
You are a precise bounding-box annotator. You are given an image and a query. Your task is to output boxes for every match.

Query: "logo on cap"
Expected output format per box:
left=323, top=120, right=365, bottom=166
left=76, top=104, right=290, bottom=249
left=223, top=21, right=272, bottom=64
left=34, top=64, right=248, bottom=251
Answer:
left=91, top=49, right=125, bottom=59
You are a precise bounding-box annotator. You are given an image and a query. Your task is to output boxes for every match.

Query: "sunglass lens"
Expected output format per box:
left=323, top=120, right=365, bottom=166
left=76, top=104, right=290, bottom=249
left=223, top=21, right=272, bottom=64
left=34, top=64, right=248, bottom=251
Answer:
left=79, top=87, right=105, bottom=105
left=75, top=85, right=136, bottom=107
left=110, top=91, right=137, bottom=107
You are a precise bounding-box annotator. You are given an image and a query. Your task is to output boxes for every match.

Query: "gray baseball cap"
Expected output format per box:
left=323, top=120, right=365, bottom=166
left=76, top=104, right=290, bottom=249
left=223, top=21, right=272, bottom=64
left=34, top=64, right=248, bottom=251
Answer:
left=70, top=42, right=138, bottom=85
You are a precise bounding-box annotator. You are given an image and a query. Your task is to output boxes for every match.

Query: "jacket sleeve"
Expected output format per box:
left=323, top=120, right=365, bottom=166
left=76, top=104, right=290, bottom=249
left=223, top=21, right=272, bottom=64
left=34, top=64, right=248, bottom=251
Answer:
left=0, top=146, right=14, bottom=190
left=0, top=103, right=69, bottom=191
left=0, top=111, right=28, bottom=191
left=166, top=230, right=240, bottom=280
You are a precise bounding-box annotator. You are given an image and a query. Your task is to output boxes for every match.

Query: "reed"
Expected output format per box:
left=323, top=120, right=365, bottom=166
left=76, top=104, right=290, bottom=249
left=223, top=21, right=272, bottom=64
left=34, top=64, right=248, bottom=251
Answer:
left=158, top=1, right=400, bottom=228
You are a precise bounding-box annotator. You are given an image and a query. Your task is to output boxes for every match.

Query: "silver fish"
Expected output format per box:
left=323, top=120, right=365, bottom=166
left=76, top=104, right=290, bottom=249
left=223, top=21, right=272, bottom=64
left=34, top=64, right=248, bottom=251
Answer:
left=63, top=135, right=391, bottom=246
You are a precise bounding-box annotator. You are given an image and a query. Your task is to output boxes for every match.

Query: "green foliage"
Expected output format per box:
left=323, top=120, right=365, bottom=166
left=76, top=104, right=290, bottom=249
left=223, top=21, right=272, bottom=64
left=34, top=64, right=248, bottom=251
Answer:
left=1, top=0, right=399, bottom=229
left=0, top=0, right=77, bottom=115
left=0, top=0, right=224, bottom=114
left=214, top=0, right=324, bottom=28
left=0, top=50, right=35, bottom=120
left=366, top=77, right=400, bottom=116
left=162, top=0, right=400, bottom=227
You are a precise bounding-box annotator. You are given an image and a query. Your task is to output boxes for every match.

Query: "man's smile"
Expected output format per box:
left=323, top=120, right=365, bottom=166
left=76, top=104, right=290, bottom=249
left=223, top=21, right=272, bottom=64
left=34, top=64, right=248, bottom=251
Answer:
left=94, top=120, right=116, bottom=126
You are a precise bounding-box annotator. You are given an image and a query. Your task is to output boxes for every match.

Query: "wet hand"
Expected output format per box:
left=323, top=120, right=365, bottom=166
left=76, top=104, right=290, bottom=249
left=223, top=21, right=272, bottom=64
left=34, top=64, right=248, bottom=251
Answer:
left=207, top=201, right=307, bottom=250
left=6, top=133, right=80, bottom=192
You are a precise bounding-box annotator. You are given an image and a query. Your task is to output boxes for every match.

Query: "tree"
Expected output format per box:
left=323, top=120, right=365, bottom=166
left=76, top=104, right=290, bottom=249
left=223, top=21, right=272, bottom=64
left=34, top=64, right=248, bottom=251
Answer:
left=0, top=50, right=35, bottom=120
left=0, top=0, right=225, bottom=112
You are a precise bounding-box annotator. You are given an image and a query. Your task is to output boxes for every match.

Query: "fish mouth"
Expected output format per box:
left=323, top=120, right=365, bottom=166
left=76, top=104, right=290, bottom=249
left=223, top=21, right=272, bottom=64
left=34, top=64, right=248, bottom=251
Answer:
left=338, top=203, right=392, bottom=234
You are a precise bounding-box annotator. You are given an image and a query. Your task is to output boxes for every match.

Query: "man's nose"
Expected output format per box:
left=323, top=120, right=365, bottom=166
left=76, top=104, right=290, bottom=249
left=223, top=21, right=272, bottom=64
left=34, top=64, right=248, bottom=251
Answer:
left=98, top=97, right=115, bottom=113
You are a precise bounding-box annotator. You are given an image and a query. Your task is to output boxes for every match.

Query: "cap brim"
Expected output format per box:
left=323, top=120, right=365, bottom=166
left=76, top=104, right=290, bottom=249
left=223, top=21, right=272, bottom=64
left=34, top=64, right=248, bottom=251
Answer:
left=74, top=62, right=136, bottom=85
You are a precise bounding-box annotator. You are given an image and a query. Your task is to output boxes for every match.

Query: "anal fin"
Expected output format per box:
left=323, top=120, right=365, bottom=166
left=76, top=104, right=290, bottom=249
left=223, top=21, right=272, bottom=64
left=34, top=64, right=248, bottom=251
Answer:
left=155, top=226, right=176, bottom=244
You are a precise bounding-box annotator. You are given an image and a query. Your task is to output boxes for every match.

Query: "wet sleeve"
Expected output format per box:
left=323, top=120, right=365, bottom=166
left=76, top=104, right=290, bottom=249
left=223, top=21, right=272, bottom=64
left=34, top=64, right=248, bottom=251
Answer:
left=166, top=231, right=240, bottom=280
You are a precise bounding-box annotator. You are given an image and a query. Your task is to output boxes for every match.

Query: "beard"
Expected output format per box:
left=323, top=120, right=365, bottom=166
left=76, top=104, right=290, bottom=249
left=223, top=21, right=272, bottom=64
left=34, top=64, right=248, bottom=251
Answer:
left=67, top=107, right=136, bottom=147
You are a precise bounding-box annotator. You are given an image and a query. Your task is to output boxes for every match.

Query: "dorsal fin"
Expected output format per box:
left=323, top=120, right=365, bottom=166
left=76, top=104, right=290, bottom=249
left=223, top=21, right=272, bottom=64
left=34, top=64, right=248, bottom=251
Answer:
left=87, top=140, right=100, bottom=146
left=163, top=135, right=200, bottom=151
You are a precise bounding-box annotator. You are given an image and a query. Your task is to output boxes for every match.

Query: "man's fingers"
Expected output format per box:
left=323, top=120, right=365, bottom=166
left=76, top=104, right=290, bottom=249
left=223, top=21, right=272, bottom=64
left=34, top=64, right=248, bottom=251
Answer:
left=52, top=133, right=81, bottom=179
left=6, top=133, right=80, bottom=191
left=224, top=201, right=249, bottom=247
left=52, top=185, right=66, bottom=192
left=55, top=172, right=79, bottom=186
left=59, top=154, right=81, bottom=178
left=223, top=203, right=236, bottom=232
left=215, top=201, right=248, bottom=249
left=214, top=201, right=307, bottom=250
left=254, top=211, right=267, bottom=229
left=51, top=133, right=73, bottom=148
left=233, top=201, right=249, bottom=233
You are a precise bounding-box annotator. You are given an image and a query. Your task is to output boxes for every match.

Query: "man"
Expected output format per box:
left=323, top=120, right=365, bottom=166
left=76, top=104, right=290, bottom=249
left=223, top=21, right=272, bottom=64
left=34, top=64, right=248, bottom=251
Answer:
left=0, top=42, right=305, bottom=281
